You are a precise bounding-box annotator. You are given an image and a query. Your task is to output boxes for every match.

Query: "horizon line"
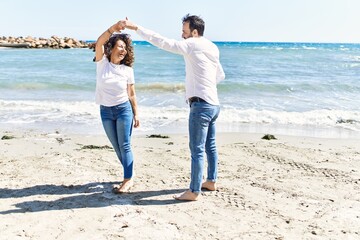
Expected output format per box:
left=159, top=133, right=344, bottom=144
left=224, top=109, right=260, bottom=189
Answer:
left=85, top=40, right=360, bottom=45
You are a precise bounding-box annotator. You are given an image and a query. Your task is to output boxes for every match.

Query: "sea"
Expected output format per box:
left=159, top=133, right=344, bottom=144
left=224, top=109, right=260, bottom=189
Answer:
left=1, top=41, right=360, bottom=138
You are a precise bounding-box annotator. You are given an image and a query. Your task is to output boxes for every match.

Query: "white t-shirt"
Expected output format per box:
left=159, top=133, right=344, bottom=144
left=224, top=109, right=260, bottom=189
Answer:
left=136, top=26, right=225, bottom=105
left=95, top=56, right=135, bottom=106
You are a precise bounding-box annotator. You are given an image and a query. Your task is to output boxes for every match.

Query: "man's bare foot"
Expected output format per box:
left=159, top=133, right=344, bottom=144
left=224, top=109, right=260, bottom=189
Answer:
left=113, top=179, right=133, bottom=194
left=174, top=190, right=199, bottom=201
left=201, top=181, right=217, bottom=191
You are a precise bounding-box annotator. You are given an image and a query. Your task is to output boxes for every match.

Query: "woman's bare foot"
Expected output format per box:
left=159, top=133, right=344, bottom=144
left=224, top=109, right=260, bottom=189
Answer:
left=113, top=179, right=133, bottom=194
left=201, top=181, right=217, bottom=191
left=174, top=190, right=199, bottom=201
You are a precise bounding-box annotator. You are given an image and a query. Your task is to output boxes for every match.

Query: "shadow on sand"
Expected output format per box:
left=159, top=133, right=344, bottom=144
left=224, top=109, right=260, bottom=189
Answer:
left=0, top=182, right=187, bottom=214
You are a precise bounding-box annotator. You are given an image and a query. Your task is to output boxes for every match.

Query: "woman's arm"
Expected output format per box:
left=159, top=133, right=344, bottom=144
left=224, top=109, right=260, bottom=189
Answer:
left=94, top=21, right=125, bottom=62
left=127, top=84, right=140, bottom=128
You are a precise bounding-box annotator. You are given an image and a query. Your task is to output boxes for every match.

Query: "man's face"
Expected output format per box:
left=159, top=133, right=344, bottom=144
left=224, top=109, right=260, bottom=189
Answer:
left=182, top=22, right=192, bottom=39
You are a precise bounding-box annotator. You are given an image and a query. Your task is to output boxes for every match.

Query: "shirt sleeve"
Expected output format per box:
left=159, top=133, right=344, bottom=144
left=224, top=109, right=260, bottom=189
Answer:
left=127, top=67, right=135, bottom=84
left=96, top=55, right=107, bottom=77
left=136, top=26, right=192, bottom=55
left=216, top=60, right=225, bottom=83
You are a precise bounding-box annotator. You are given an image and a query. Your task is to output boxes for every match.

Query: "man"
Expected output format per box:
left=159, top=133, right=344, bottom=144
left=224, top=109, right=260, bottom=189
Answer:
left=122, top=14, right=225, bottom=201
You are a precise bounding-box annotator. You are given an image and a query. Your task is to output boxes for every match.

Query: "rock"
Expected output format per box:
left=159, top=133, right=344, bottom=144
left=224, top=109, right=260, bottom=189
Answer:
left=0, top=35, right=91, bottom=49
left=261, top=134, right=277, bottom=140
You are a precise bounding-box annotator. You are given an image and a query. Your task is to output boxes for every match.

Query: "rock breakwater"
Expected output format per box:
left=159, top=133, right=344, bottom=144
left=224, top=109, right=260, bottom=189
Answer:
left=0, top=36, right=90, bottom=49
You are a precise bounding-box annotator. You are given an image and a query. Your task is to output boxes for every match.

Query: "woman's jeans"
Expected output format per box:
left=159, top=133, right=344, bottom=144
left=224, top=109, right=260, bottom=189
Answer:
left=100, top=101, right=134, bottom=179
left=188, top=101, right=220, bottom=193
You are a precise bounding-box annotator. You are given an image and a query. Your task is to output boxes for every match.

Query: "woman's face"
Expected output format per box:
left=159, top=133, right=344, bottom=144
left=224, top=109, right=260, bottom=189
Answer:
left=111, top=39, right=127, bottom=63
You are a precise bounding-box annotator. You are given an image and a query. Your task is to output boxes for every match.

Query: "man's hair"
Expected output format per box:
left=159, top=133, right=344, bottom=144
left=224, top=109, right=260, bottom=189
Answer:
left=182, top=14, right=205, bottom=36
left=105, top=33, right=134, bottom=67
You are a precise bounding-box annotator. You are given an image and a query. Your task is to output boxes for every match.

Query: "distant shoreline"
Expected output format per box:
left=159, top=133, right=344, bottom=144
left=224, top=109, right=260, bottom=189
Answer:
left=2, top=35, right=359, bottom=49
left=88, top=40, right=360, bottom=46
left=0, top=36, right=89, bottom=49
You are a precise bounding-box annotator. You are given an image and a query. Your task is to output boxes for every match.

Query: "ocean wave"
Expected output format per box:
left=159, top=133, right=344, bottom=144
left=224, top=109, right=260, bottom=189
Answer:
left=217, top=81, right=360, bottom=93
left=219, top=107, right=360, bottom=127
left=0, top=100, right=98, bottom=124
left=1, top=100, right=359, bottom=135
left=1, top=80, right=358, bottom=94
left=0, top=81, right=185, bottom=93
left=0, top=81, right=94, bottom=91
left=136, top=82, right=185, bottom=92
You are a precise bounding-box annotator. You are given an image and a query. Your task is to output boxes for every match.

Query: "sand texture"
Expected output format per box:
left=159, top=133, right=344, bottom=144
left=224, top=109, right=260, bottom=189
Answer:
left=1, top=130, right=359, bottom=239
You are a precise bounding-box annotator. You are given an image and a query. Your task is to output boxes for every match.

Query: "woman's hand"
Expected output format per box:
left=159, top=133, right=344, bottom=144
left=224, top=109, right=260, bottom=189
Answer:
left=109, top=21, right=126, bottom=33
left=119, top=17, right=138, bottom=31
left=95, top=20, right=126, bottom=62
left=133, top=115, right=140, bottom=128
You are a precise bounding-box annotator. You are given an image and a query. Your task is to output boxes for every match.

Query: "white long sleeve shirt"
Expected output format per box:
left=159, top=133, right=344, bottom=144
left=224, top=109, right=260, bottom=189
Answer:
left=136, top=26, right=225, bottom=105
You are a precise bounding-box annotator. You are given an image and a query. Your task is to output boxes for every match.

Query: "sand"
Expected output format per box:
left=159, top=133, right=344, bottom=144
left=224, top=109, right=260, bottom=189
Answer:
left=0, top=130, right=359, bottom=239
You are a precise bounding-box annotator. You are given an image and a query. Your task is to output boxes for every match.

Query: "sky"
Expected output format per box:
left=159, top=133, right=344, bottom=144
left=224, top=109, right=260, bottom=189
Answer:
left=1, top=0, right=360, bottom=43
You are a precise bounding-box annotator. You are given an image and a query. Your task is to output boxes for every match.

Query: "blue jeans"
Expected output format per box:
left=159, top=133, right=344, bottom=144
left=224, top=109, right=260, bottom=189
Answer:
left=188, top=101, right=220, bottom=193
left=100, top=101, right=134, bottom=179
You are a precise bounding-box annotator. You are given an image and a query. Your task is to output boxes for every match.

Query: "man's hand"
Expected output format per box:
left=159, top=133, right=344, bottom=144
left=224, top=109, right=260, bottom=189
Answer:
left=120, top=17, right=138, bottom=31
left=115, top=21, right=126, bottom=31
left=109, top=21, right=125, bottom=33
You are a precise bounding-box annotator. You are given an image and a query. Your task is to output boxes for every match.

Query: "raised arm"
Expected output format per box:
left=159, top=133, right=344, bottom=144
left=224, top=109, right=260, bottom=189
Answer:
left=121, top=19, right=192, bottom=55
left=95, top=21, right=125, bottom=62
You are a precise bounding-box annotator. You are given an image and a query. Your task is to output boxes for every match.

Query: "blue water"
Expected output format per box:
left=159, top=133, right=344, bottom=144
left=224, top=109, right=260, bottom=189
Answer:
left=1, top=41, right=360, bottom=138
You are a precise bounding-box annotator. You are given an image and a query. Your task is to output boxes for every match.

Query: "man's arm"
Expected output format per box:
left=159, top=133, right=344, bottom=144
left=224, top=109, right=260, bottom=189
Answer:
left=122, top=19, right=191, bottom=55
left=216, top=61, right=225, bottom=83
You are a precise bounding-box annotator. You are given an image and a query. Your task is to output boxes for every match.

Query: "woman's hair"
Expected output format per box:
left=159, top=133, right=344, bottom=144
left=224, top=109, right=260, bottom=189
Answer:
left=182, top=14, right=205, bottom=36
left=105, top=33, right=134, bottom=67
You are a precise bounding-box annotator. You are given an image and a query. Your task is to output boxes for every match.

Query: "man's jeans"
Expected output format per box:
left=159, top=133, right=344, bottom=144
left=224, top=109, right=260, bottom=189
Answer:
left=100, top=101, right=134, bottom=179
left=188, top=101, right=220, bottom=193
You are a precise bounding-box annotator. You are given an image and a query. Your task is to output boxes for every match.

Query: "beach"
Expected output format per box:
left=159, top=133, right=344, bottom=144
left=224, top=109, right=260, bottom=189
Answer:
left=1, top=40, right=360, bottom=240
left=1, top=129, right=359, bottom=239
left=2, top=1, right=360, bottom=238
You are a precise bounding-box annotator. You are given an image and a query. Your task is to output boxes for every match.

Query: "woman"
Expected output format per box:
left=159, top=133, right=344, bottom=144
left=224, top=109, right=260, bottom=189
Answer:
left=94, top=21, right=140, bottom=193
